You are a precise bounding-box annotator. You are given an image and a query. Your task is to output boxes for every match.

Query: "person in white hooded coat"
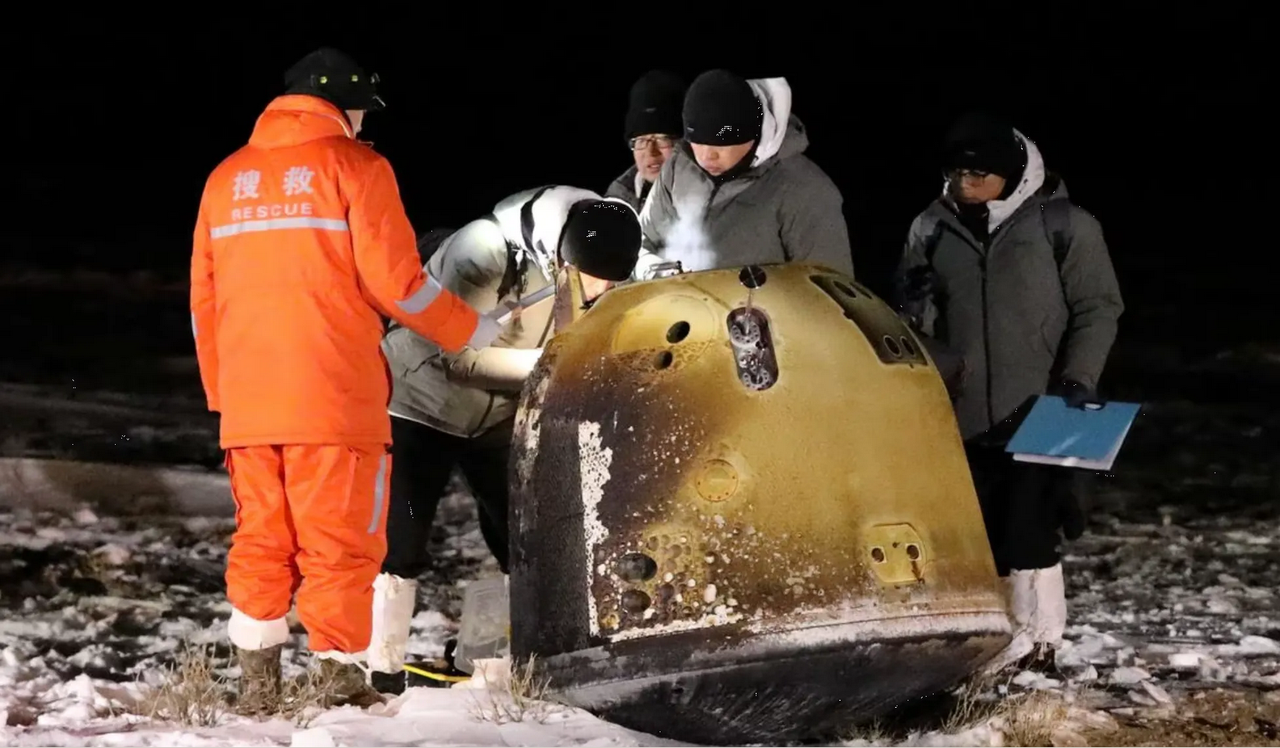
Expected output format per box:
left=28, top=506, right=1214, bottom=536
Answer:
left=369, top=187, right=641, bottom=691
left=633, top=69, right=854, bottom=278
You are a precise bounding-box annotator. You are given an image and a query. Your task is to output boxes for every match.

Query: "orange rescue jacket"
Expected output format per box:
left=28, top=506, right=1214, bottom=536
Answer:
left=191, top=95, right=488, bottom=448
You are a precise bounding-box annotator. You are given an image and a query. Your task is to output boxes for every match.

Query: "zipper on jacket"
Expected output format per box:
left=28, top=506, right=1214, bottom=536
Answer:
left=979, top=253, right=995, bottom=430
left=704, top=183, right=722, bottom=215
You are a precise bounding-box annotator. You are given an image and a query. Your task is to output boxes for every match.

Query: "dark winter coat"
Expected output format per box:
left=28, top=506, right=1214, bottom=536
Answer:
left=605, top=165, right=649, bottom=214
left=899, top=132, right=1124, bottom=440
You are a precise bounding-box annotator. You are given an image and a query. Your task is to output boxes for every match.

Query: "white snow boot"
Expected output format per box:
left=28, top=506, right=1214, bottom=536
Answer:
left=368, top=572, right=418, bottom=674
left=982, top=563, right=1067, bottom=675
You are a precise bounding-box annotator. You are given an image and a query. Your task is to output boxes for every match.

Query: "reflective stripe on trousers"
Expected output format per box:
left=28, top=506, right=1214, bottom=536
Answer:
left=368, top=452, right=388, bottom=534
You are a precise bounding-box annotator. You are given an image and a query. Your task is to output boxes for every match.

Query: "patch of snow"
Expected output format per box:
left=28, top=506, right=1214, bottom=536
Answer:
left=578, top=420, right=613, bottom=639
left=2, top=389, right=1279, bottom=746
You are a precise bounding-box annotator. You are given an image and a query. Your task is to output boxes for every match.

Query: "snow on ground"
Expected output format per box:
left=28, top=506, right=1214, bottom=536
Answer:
left=2, top=275, right=1279, bottom=747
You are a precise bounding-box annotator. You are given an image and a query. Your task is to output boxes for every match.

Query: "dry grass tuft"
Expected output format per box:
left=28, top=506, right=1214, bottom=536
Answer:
left=940, top=673, right=1012, bottom=734
left=467, top=654, right=559, bottom=725
left=139, top=641, right=228, bottom=727
left=276, top=666, right=339, bottom=727
left=1000, top=690, right=1072, bottom=747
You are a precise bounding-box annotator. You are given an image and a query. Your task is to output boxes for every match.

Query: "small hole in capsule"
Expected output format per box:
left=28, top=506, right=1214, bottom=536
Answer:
left=834, top=281, right=858, bottom=298
left=739, top=265, right=767, bottom=289
left=616, top=553, right=658, bottom=582
left=620, top=589, right=651, bottom=614
left=666, top=321, right=691, bottom=344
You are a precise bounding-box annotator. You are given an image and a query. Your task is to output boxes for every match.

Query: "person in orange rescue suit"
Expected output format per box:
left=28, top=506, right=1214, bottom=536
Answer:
left=189, top=47, right=499, bottom=713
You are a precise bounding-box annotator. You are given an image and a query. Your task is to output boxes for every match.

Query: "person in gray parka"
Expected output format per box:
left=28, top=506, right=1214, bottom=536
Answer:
left=604, top=70, right=685, bottom=213
left=633, top=69, right=854, bottom=279
left=367, top=187, right=641, bottom=692
left=897, top=113, right=1124, bottom=675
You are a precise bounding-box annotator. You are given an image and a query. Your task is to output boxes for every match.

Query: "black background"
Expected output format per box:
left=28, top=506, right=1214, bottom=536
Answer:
left=5, top=13, right=1269, bottom=350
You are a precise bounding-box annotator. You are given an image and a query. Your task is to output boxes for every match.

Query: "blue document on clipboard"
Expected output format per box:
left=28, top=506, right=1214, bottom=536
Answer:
left=1005, top=395, right=1141, bottom=471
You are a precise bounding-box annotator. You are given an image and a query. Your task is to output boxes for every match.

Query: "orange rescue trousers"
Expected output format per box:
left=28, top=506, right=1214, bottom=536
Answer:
left=225, top=443, right=390, bottom=654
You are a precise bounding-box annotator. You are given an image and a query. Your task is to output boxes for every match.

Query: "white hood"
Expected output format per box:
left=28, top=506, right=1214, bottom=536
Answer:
left=492, top=185, right=605, bottom=282
left=746, top=77, right=792, bottom=168
left=942, top=130, right=1047, bottom=233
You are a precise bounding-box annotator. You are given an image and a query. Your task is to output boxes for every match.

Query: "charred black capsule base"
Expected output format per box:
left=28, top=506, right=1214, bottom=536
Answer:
left=532, top=613, right=1008, bottom=746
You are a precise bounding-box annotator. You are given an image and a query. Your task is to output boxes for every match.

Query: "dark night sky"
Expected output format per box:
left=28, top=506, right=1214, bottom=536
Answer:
left=5, top=13, right=1268, bottom=338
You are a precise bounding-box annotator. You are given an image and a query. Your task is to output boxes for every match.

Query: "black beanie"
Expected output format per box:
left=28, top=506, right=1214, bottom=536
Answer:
left=682, top=69, right=763, bottom=146
left=559, top=200, right=641, bottom=282
left=942, top=112, right=1025, bottom=179
left=624, top=70, right=685, bottom=142
left=284, top=47, right=385, bottom=112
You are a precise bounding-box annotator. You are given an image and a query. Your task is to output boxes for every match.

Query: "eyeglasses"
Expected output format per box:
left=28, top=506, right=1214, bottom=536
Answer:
left=630, top=135, right=676, bottom=152
left=950, top=168, right=993, bottom=180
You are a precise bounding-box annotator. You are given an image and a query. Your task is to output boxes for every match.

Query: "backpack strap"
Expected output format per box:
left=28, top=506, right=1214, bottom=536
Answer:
left=484, top=211, right=526, bottom=303
left=920, top=214, right=948, bottom=265
left=1040, top=198, right=1073, bottom=274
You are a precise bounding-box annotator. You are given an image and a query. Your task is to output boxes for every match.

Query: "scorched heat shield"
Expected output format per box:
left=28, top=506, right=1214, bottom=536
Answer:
left=507, top=263, right=1010, bottom=745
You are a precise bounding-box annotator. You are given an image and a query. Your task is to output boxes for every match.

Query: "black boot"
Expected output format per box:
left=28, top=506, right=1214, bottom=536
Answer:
left=371, top=669, right=407, bottom=695
left=316, top=658, right=386, bottom=708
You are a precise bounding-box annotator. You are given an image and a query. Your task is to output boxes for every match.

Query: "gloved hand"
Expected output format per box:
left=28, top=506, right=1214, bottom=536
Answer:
left=1049, top=378, right=1095, bottom=409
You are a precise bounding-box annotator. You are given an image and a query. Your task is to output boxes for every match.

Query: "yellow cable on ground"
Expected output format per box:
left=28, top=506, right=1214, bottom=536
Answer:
left=403, top=663, right=471, bottom=683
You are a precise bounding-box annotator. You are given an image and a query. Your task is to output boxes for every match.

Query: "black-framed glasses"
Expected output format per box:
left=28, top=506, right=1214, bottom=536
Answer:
left=950, top=168, right=993, bottom=179
left=630, top=135, right=676, bottom=152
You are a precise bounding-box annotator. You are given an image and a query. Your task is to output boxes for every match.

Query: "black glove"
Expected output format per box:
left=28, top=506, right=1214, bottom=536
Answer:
left=1049, top=378, right=1095, bottom=409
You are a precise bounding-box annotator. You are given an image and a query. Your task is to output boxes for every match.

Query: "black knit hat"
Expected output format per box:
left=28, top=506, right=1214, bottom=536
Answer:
left=942, top=112, right=1024, bottom=179
left=558, top=200, right=641, bottom=282
left=625, top=70, right=685, bottom=142
left=682, top=69, right=763, bottom=146
left=284, top=47, right=385, bottom=112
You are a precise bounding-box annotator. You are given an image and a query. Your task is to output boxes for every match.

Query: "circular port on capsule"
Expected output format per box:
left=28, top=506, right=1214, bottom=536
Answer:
left=666, top=320, right=691, bottom=344
left=620, top=589, right=651, bottom=614
left=728, top=317, right=761, bottom=347
left=739, top=265, right=767, bottom=289
left=616, top=553, right=658, bottom=582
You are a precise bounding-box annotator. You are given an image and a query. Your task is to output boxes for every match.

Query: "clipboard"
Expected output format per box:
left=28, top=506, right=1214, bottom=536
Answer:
left=1005, top=395, right=1141, bottom=471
